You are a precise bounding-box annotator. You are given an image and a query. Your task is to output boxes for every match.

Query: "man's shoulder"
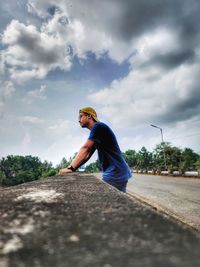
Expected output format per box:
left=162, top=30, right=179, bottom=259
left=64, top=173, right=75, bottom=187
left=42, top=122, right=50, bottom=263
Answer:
left=93, top=122, right=109, bottom=130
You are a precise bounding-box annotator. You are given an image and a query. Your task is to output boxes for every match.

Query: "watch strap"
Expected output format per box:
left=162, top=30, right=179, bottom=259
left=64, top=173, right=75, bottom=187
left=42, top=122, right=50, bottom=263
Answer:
left=67, top=165, right=75, bottom=172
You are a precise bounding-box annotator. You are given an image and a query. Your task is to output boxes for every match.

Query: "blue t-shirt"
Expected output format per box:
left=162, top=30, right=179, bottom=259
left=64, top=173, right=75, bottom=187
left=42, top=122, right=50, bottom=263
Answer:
left=88, top=122, right=132, bottom=182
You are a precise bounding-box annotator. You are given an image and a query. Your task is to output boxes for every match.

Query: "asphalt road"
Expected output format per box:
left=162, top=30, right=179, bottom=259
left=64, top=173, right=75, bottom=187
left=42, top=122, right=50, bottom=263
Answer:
left=94, top=173, right=200, bottom=231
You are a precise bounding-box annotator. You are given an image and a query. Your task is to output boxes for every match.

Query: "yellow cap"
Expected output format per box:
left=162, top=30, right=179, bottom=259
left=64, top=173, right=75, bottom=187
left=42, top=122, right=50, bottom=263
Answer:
left=79, top=107, right=99, bottom=122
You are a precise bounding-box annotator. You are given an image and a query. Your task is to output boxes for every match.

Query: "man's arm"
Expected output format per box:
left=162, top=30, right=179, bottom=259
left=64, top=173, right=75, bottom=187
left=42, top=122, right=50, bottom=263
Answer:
left=59, top=139, right=96, bottom=174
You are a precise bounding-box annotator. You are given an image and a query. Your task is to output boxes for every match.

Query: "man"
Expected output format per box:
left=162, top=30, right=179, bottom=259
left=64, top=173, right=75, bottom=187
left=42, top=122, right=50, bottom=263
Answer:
left=59, top=107, right=132, bottom=193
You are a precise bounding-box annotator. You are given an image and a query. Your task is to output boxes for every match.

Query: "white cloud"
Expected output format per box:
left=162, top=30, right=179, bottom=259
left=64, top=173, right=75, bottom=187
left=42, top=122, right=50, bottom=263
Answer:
left=0, top=80, right=15, bottom=98
left=22, top=85, right=47, bottom=104
left=26, top=0, right=135, bottom=62
left=48, top=119, right=71, bottom=135
left=21, top=132, right=31, bottom=149
left=27, top=0, right=59, bottom=18
left=40, top=6, right=117, bottom=60
left=164, top=117, right=200, bottom=153
left=1, top=6, right=118, bottom=83
left=22, top=116, right=44, bottom=124
left=2, top=19, right=72, bottom=83
left=41, top=134, right=86, bottom=165
left=0, top=0, right=199, bottom=162
left=0, top=80, right=15, bottom=117
left=27, top=84, right=46, bottom=99
left=1, top=0, right=200, bottom=83
left=89, top=27, right=200, bottom=128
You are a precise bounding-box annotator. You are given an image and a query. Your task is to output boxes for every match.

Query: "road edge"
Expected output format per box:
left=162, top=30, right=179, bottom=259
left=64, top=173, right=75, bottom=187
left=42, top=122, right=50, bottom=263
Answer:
left=127, top=190, right=200, bottom=232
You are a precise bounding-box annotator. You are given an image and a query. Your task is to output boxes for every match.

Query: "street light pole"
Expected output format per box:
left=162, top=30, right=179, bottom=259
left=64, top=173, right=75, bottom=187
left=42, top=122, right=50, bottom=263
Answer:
left=150, top=124, right=167, bottom=170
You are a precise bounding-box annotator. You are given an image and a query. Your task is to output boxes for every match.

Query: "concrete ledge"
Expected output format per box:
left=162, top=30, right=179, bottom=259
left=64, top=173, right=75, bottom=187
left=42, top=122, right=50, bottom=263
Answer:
left=0, top=173, right=200, bottom=267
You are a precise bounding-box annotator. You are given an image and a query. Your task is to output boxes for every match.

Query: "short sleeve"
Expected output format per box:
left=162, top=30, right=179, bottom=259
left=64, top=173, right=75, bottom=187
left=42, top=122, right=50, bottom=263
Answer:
left=88, top=124, right=101, bottom=144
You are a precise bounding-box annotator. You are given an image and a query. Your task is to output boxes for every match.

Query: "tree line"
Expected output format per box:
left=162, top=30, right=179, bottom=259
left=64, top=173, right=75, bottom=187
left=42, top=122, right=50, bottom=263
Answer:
left=0, top=154, right=76, bottom=186
left=85, top=143, right=200, bottom=173
left=0, top=143, right=199, bottom=185
left=0, top=155, right=56, bottom=186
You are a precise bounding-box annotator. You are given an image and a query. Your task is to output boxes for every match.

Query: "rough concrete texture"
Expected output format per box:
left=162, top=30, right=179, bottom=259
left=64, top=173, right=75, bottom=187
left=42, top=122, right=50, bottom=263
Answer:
left=0, top=173, right=200, bottom=267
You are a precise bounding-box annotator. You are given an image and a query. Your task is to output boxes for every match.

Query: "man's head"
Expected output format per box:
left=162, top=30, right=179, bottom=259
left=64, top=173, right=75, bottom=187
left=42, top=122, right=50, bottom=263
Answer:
left=79, top=107, right=99, bottom=128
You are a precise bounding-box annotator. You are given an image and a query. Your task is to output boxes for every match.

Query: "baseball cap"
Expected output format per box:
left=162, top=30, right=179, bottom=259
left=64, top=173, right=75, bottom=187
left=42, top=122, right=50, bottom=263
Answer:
left=79, top=107, right=99, bottom=122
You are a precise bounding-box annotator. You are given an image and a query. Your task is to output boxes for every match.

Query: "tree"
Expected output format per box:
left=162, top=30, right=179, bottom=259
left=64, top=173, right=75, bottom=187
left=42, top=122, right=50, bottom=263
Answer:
left=56, top=153, right=78, bottom=171
left=40, top=160, right=57, bottom=178
left=0, top=155, right=43, bottom=186
left=56, top=157, right=70, bottom=171
left=179, top=148, right=199, bottom=171
left=153, top=142, right=171, bottom=170
left=42, top=169, right=57, bottom=178
left=122, top=149, right=137, bottom=168
left=195, top=157, right=200, bottom=169
left=85, top=160, right=101, bottom=173
left=164, top=145, right=182, bottom=170
left=0, top=167, right=6, bottom=185
left=0, top=155, right=58, bottom=185
left=136, top=147, right=153, bottom=171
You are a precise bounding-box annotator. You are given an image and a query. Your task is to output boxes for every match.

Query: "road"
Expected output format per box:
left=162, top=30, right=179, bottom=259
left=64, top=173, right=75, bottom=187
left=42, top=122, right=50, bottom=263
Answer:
left=94, top=173, right=200, bottom=231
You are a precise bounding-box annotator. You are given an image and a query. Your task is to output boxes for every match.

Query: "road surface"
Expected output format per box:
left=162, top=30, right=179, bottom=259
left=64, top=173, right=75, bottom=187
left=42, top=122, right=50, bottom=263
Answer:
left=94, top=173, right=200, bottom=231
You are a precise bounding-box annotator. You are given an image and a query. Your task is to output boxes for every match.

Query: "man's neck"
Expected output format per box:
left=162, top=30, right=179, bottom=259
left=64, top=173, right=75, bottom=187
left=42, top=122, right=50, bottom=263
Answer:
left=88, top=120, right=97, bottom=130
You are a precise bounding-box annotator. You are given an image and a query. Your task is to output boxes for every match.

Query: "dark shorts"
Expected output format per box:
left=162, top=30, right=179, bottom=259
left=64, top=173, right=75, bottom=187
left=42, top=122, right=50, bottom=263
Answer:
left=103, top=179, right=128, bottom=193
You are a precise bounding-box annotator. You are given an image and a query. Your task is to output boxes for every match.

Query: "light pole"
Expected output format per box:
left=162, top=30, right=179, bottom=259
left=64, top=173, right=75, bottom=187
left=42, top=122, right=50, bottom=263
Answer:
left=150, top=124, right=167, bottom=170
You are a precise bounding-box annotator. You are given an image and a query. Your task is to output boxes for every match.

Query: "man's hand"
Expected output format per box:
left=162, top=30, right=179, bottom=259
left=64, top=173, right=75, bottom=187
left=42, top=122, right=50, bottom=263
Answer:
left=59, top=168, right=73, bottom=175
left=58, top=140, right=95, bottom=176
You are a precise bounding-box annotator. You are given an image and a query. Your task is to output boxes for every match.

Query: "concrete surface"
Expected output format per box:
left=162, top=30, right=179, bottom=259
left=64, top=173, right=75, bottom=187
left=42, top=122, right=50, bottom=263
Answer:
left=0, top=173, right=200, bottom=267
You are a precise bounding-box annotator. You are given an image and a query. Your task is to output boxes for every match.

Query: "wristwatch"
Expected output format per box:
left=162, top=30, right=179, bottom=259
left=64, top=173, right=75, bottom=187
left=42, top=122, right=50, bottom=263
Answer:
left=67, top=165, right=76, bottom=172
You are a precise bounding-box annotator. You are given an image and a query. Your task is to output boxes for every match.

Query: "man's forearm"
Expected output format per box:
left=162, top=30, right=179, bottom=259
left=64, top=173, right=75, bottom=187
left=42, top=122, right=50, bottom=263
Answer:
left=70, top=146, right=93, bottom=170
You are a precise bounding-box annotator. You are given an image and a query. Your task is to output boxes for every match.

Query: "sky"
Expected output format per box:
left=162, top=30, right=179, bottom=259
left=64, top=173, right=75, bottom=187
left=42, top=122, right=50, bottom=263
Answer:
left=0, top=0, right=200, bottom=166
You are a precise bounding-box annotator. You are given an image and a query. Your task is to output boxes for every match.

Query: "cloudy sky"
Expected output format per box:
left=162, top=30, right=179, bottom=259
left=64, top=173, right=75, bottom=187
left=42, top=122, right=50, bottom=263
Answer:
left=0, top=0, right=200, bottom=165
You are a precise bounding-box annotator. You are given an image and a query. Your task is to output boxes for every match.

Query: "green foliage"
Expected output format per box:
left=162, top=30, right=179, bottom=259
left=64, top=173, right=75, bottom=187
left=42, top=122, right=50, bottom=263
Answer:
left=56, top=153, right=78, bottom=170
left=42, top=169, right=57, bottom=178
left=122, top=149, right=137, bottom=167
left=195, top=157, right=200, bottom=169
left=0, top=155, right=42, bottom=186
left=0, top=145, right=199, bottom=186
left=56, top=157, right=70, bottom=170
left=55, top=152, right=79, bottom=172
left=153, top=143, right=183, bottom=170
left=165, top=146, right=182, bottom=170
left=83, top=145, right=199, bottom=173
left=153, top=143, right=168, bottom=170
left=85, top=160, right=101, bottom=173
left=122, top=144, right=199, bottom=172
left=0, top=155, right=56, bottom=186
left=179, top=148, right=199, bottom=171
left=136, top=147, right=153, bottom=170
